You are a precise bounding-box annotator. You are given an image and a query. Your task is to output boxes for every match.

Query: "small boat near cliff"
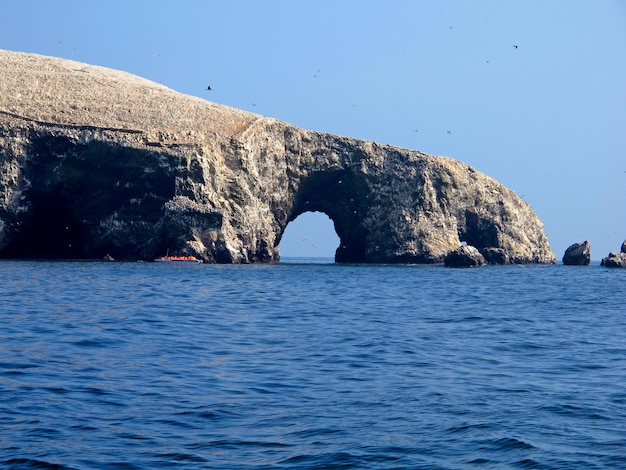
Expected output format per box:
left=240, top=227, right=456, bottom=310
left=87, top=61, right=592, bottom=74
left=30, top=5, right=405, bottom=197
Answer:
left=154, top=255, right=202, bottom=263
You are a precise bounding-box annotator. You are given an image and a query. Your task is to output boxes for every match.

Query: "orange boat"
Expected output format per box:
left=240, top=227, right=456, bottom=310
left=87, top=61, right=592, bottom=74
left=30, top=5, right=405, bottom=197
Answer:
left=154, top=255, right=202, bottom=263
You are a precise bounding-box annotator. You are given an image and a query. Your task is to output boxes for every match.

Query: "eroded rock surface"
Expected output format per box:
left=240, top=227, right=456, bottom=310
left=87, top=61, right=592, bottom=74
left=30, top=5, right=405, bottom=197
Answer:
left=0, top=50, right=556, bottom=263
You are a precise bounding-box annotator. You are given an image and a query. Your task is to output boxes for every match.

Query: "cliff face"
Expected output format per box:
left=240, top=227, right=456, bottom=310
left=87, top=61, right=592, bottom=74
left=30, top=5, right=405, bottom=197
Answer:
left=0, top=50, right=555, bottom=263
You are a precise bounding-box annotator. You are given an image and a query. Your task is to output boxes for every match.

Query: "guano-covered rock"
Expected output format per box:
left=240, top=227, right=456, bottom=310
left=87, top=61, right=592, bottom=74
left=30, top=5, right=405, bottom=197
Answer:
left=0, top=50, right=556, bottom=264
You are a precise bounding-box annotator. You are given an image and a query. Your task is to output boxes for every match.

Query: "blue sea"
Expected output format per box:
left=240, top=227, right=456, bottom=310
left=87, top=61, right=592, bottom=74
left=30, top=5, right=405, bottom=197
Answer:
left=1, top=259, right=625, bottom=469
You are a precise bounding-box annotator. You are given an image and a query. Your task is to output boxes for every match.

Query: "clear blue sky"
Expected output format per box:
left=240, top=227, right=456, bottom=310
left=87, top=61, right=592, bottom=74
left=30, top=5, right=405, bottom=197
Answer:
left=2, top=1, right=624, bottom=260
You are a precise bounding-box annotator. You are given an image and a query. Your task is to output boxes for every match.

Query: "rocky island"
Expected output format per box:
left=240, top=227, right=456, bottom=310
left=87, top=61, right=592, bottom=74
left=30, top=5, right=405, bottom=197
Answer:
left=0, top=50, right=555, bottom=264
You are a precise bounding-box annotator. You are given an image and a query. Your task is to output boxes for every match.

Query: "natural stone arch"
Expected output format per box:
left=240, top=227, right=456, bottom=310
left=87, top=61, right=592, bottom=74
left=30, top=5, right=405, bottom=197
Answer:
left=282, top=169, right=370, bottom=263
left=0, top=50, right=556, bottom=264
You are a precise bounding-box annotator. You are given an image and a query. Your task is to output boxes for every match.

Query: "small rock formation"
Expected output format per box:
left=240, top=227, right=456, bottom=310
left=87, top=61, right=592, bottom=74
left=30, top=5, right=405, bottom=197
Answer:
left=444, top=245, right=486, bottom=267
left=601, top=252, right=626, bottom=268
left=480, top=247, right=509, bottom=265
left=0, top=50, right=556, bottom=264
left=600, top=240, right=626, bottom=268
left=562, top=241, right=591, bottom=265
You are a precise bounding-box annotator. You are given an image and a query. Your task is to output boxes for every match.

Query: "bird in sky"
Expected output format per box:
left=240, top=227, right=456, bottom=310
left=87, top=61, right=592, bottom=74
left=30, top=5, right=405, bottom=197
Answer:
left=206, top=85, right=212, bottom=91
left=513, top=45, right=518, bottom=49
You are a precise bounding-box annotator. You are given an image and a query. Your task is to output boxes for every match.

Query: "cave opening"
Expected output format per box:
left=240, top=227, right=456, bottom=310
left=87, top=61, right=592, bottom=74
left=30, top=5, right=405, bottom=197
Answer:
left=0, top=137, right=181, bottom=260
left=3, top=190, right=87, bottom=259
left=458, top=210, right=499, bottom=249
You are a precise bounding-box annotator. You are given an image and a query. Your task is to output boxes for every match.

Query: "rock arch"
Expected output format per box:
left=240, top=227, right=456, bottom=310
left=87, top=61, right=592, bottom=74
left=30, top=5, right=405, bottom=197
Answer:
left=0, top=50, right=556, bottom=264
left=285, top=169, right=370, bottom=262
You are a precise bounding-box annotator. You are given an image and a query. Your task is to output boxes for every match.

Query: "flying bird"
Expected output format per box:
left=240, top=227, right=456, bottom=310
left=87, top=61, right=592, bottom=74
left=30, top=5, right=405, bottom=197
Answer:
left=206, top=85, right=212, bottom=91
left=513, top=45, right=518, bottom=49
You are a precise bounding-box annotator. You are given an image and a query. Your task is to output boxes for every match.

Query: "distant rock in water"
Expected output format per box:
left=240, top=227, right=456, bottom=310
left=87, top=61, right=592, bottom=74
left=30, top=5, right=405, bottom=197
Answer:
left=600, top=240, right=626, bottom=268
left=444, top=245, right=486, bottom=267
left=0, top=50, right=556, bottom=264
left=601, top=252, right=626, bottom=268
left=562, top=241, right=591, bottom=265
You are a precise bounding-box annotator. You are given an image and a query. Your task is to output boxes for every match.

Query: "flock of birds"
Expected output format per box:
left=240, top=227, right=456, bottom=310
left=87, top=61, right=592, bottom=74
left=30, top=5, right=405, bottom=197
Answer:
left=203, top=44, right=520, bottom=138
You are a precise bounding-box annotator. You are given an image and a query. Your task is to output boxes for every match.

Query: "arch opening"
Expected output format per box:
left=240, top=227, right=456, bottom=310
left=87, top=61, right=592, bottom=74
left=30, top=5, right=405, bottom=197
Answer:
left=278, top=211, right=340, bottom=260
left=458, top=210, right=499, bottom=249
left=281, top=169, right=370, bottom=263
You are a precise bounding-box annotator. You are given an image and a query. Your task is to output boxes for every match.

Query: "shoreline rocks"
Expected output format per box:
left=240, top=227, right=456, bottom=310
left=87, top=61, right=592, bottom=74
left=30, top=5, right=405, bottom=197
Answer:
left=480, top=247, right=509, bottom=265
left=444, top=245, right=486, bottom=268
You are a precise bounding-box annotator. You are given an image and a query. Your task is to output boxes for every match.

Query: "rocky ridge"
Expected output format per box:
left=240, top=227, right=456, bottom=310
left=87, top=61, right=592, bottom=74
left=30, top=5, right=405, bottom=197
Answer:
left=0, top=50, right=556, bottom=264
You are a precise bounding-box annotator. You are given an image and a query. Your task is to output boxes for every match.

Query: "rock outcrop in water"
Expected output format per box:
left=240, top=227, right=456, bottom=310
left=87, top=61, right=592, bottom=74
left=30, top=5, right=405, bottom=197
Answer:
left=0, top=50, right=556, bottom=263
left=600, top=241, right=626, bottom=268
left=444, top=245, right=486, bottom=268
left=562, top=241, right=591, bottom=265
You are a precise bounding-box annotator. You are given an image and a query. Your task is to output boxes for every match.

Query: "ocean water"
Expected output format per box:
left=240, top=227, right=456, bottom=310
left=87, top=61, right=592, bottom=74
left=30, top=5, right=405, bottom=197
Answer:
left=0, top=259, right=625, bottom=469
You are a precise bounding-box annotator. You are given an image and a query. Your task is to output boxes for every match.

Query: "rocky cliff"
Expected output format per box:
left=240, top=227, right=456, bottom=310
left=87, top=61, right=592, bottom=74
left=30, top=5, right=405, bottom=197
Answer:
left=0, top=50, right=555, bottom=263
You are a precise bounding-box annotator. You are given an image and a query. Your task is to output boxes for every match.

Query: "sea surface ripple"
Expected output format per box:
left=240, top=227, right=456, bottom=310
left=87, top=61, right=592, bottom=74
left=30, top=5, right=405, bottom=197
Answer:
left=1, top=260, right=625, bottom=469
